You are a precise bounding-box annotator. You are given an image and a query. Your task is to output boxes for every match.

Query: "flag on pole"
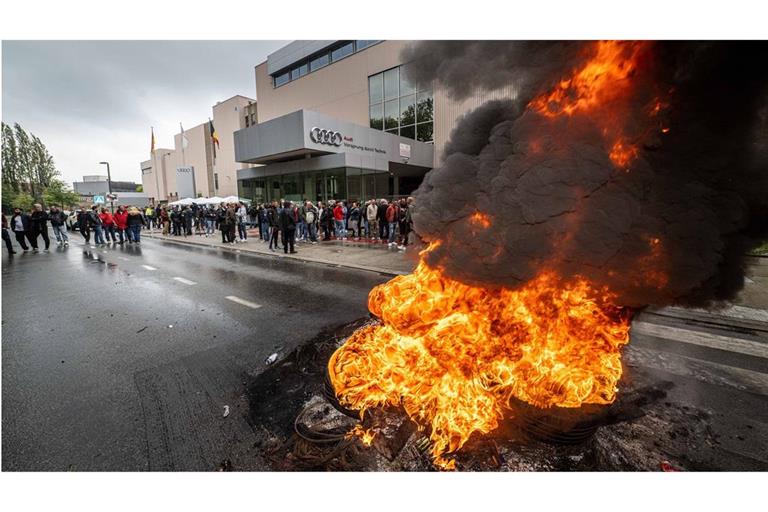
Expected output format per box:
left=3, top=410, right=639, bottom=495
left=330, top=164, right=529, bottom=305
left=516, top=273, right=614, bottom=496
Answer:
left=209, top=118, right=220, bottom=160
left=151, top=127, right=156, bottom=154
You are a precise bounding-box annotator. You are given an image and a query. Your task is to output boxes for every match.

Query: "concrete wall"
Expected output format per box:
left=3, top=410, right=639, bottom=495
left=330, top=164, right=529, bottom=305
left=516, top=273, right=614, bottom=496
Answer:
left=174, top=122, right=211, bottom=197
left=255, top=40, right=410, bottom=127
left=212, top=95, right=253, bottom=197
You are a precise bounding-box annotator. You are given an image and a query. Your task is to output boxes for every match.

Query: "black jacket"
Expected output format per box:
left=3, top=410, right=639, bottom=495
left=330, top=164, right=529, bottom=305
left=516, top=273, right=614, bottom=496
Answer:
left=48, top=210, right=67, bottom=226
left=127, top=213, right=145, bottom=227
left=10, top=213, right=30, bottom=232
left=29, top=210, right=49, bottom=230
left=279, top=207, right=296, bottom=231
left=377, top=203, right=388, bottom=222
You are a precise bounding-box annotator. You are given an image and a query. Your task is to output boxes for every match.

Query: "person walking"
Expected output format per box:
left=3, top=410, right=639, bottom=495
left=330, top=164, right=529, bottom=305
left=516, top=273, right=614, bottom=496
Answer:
left=3, top=213, right=18, bottom=254
left=49, top=206, right=70, bottom=246
left=114, top=205, right=129, bottom=244
left=29, top=204, right=51, bottom=251
left=76, top=206, right=91, bottom=244
left=126, top=206, right=145, bottom=243
left=89, top=205, right=105, bottom=245
left=10, top=208, right=31, bottom=251
left=279, top=200, right=297, bottom=254
left=399, top=196, right=414, bottom=251
left=99, top=207, right=117, bottom=243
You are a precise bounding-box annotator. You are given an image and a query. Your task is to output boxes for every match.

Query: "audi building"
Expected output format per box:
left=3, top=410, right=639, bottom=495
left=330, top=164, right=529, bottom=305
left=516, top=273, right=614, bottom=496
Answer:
left=235, top=40, right=517, bottom=204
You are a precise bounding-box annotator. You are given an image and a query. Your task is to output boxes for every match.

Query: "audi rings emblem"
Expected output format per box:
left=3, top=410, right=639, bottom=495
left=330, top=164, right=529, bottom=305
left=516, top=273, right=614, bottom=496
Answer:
left=310, top=127, right=343, bottom=146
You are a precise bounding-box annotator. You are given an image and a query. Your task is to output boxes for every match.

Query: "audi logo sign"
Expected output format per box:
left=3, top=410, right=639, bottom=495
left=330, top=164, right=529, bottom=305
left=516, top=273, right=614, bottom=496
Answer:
left=310, top=127, right=343, bottom=146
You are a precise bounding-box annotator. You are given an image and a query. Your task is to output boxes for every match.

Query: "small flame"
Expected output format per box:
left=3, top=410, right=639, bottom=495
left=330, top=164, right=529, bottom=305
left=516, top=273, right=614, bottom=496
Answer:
left=609, top=139, right=639, bottom=169
left=469, top=211, right=492, bottom=229
left=347, top=425, right=375, bottom=446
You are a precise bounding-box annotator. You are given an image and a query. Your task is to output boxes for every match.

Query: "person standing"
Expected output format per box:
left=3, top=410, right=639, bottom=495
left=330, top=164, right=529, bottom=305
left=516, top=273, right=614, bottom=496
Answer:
left=399, top=196, right=414, bottom=251
left=114, top=205, right=129, bottom=244
left=304, top=201, right=318, bottom=244
left=366, top=199, right=378, bottom=240
left=89, top=205, right=105, bottom=245
left=259, top=204, right=270, bottom=242
left=279, top=200, right=297, bottom=254
left=267, top=201, right=280, bottom=251
left=49, top=206, right=70, bottom=246
left=386, top=200, right=400, bottom=247
left=160, top=207, right=170, bottom=235
left=99, top=207, right=117, bottom=243
left=29, top=204, right=51, bottom=251
left=236, top=202, right=248, bottom=242
left=333, top=201, right=346, bottom=240
left=126, top=207, right=145, bottom=243
left=226, top=204, right=237, bottom=244
left=76, top=206, right=91, bottom=244
left=204, top=206, right=217, bottom=237
left=347, top=202, right=361, bottom=240
left=377, top=199, right=389, bottom=242
left=3, top=213, right=18, bottom=254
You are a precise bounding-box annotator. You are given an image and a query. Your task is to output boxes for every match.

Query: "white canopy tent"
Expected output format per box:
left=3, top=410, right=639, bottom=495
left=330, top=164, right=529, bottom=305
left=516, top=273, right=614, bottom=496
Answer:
left=168, top=197, right=196, bottom=206
left=221, top=196, right=251, bottom=204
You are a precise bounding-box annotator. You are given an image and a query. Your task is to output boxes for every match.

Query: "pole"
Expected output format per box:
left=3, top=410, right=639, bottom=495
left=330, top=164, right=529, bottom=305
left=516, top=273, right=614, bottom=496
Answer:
left=100, top=161, right=113, bottom=213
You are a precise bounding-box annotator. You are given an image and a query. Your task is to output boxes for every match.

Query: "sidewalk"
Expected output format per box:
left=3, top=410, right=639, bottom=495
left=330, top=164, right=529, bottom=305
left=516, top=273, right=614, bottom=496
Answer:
left=143, top=229, right=417, bottom=276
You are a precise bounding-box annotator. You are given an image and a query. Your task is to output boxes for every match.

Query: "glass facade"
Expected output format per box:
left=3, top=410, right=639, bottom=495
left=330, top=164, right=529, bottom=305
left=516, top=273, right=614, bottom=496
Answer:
left=238, top=168, right=411, bottom=205
left=369, top=65, right=433, bottom=142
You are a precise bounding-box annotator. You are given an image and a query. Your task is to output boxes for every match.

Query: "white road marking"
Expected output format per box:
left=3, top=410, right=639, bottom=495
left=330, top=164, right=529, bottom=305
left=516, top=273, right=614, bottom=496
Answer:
left=141, top=265, right=157, bottom=271
left=632, top=320, right=768, bottom=359
left=173, top=277, right=197, bottom=285
left=225, top=296, right=262, bottom=309
left=118, top=257, right=130, bottom=261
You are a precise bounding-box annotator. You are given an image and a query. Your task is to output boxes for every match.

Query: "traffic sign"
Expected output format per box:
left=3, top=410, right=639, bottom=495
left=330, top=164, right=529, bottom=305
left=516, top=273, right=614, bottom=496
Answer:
left=93, top=195, right=105, bottom=204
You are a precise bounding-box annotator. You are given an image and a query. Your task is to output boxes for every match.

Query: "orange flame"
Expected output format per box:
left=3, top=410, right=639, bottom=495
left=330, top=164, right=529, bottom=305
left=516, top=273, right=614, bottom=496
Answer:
left=469, top=211, right=492, bottom=229
left=329, top=253, right=631, bottom=468
left=609, top=139, right=640, bottom=169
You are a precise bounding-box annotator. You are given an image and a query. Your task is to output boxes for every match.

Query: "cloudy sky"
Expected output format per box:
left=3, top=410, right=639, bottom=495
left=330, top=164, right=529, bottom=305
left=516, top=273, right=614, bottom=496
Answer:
left=2, top=40, right=288, bottom=186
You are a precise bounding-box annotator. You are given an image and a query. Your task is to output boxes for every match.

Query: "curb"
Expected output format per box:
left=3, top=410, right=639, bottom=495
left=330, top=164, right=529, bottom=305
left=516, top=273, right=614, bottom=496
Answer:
left=143, top=233, right=410, bottom=278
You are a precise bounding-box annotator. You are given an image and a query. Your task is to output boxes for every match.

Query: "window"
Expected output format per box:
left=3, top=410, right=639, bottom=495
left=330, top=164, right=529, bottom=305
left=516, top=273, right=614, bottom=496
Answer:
left=369, top=103, right=383, bottom=130
left=331, top=42, right=354, bottom=62
left=214, top=173, right=219, bottom=190
left=356, top=40, right=378, bottom=51
left=369, top=74, right=383, bottom=104
left=291, top=63, right=308, bottom=80
left=274, top=72, right=289, bottom=87
left=384, top=99, right=399, bottom=130
left=309, top=53, right=329, bottom=71
left=384, top=68, right=399, bottom=100
left=369, top=65, right=433, bottom=142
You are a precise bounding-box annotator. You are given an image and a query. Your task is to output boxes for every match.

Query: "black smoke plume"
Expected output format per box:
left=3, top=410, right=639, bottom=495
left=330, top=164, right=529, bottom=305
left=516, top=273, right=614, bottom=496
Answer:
left=404, top=41, right=768, bottom=307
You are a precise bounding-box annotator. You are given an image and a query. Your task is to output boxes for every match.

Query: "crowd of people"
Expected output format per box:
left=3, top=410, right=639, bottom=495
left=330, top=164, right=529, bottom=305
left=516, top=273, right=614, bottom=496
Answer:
left=2, top=196, right=416, bottom=257
left=1, top=203, right=150, bottom=254
left=149, top=197, right=415, bottom=254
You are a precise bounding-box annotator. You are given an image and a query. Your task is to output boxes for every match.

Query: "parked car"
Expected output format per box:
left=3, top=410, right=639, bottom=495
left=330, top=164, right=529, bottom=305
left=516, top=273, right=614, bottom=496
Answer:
left=67, top=211, right=79, bottom=231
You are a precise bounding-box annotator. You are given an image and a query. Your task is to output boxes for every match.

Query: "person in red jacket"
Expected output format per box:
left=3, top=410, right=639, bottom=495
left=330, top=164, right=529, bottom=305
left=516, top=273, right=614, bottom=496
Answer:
left=113, top=206, right=129, bottom=244
left=333, top=202, right=346, bottom=239
left=99, top=208, right=117, bottom=243
left=385, top=200, right=400, bottom=246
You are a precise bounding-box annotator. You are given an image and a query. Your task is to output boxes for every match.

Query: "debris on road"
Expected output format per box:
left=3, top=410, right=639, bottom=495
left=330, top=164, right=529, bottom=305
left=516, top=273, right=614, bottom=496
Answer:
left=265, top=353, right=278, bottom=365
left=136, top=327, right=147, bottom=334
left=223, top=405, right=230, bottom=418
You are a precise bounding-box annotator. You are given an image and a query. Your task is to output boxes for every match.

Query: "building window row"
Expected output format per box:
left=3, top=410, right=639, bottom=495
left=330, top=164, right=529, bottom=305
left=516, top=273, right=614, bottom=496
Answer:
left=272, top=40, right=380, bottom=88
left=369, top=65, right=433, bottom=143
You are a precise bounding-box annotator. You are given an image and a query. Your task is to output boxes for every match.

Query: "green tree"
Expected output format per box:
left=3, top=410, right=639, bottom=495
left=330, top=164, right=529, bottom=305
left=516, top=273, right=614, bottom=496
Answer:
left=43, top=179, right=80, bottom=209
left=2, top=122, right=62, bottom=210
left=136, top=184, right=144, bottom=192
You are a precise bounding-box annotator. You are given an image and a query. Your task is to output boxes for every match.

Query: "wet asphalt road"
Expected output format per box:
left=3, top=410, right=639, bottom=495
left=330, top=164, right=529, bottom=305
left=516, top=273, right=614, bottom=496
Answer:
left=2, top=235, right=389, bottom=471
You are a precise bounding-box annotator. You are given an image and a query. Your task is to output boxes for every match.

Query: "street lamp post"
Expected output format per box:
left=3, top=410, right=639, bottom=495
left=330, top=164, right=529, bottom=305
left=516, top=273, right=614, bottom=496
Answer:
left=99, top=161, right=113, bottom=213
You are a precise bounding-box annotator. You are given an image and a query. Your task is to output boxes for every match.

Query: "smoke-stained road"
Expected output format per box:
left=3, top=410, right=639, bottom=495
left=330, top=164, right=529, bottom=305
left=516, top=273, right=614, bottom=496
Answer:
left=2, top=237, right=388, bottom=470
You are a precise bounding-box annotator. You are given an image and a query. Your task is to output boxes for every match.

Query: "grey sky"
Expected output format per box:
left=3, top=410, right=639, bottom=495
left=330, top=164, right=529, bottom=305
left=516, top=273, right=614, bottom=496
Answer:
left=2, top=40, right=288, bottom=187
